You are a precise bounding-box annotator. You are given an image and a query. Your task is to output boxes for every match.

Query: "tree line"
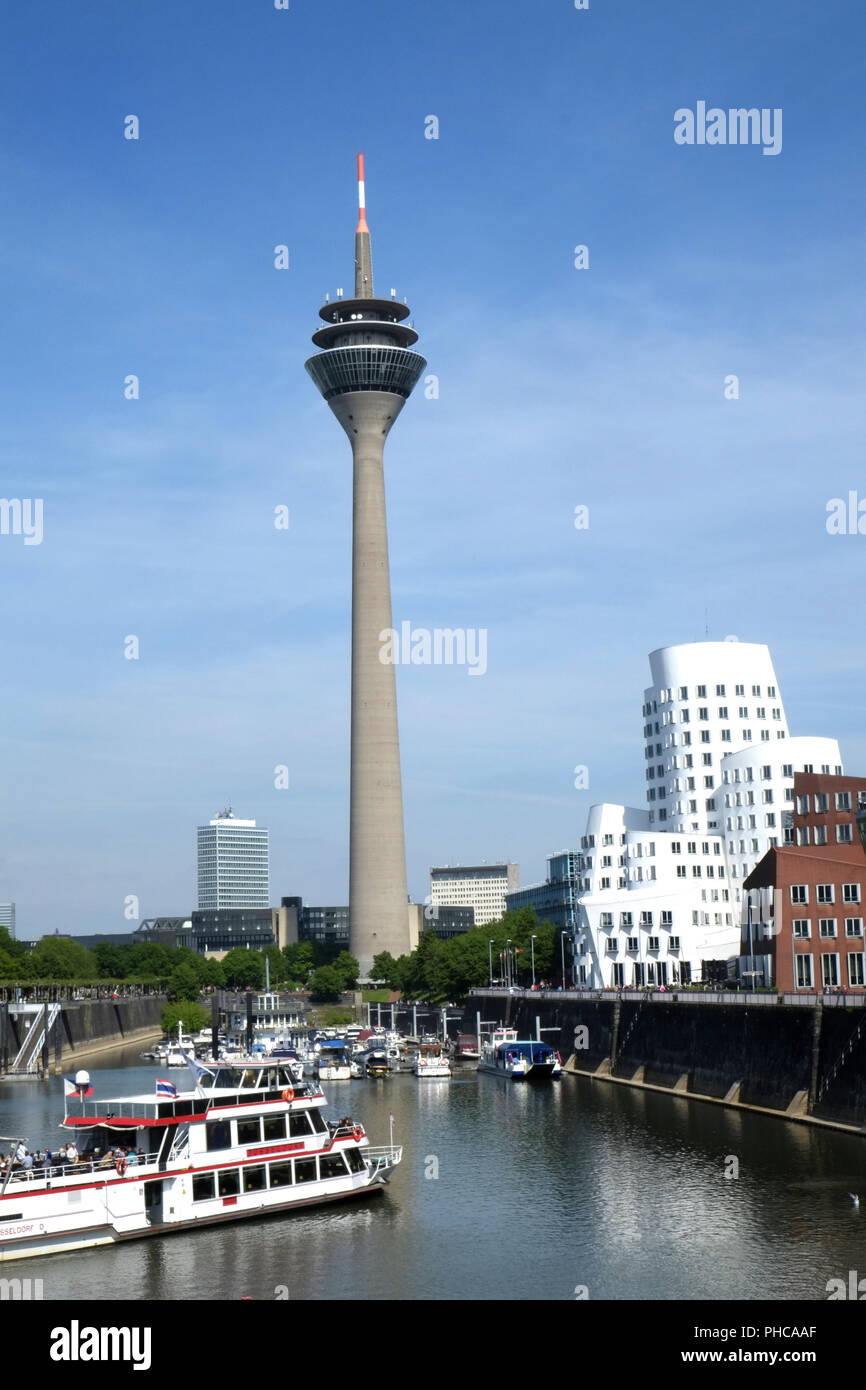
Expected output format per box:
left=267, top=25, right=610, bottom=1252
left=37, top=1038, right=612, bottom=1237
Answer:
left=371, top=908, right=558, bottom=1003
left=0, top=928, right=358, bottom=1002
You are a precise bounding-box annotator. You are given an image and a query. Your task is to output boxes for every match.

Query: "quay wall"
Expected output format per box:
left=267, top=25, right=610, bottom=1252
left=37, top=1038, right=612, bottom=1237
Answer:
left=0, top=996, right=166, bottom=1075
left=463, top=992, right=866, bottom=1132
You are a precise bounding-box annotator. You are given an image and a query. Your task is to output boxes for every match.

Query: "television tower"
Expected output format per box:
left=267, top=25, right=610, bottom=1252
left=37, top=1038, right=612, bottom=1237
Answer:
left=305, top=155, right=426, bottom=974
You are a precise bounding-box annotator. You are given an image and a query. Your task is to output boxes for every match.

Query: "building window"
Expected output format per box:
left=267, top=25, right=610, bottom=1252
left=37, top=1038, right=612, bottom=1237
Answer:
left=611, top=963, right=625, bottom=986
left=793, top=920, right=811, bottom=939
left=697, top=685, right=706, bottom=698
left=843, top=884, right=861, bottom=904
left=791, top=886, right=808, bottom=905
left=796, top=955, right=814, bottom=988
left=814, top=825, right=827, bottom=846
left=626, top=936, right=639, bottom=952
left=845, top=918, right=863, bottom=938
left=620, top=912, right=633, bottom=927
left=848, top=955, right=865, bottom=987
left=819, top=919, right=837, bottom=939
left=836, top=791, right=852, bottom=812
left=647, top=937, right=660, bottom=952
left=797, top=828, right=810, bottom=846
left=837, top=824, right=854, bottom=844
left=599, top=912, right=613, bottom=927
left=821, top=955, right=840, bottom=988
left=720, top=730, right=731, bottom=742
left=817, top=885, right=835, bottom=905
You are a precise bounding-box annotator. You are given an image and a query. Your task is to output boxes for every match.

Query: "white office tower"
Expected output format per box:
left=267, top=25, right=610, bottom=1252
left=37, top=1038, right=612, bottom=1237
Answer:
left=0, top=902, right=15, bottom=939
left=575, top=641, right=842, bottom=986
left=196, top=809, right=270, bottom=911
left=430, top=863, right=520, bottom=928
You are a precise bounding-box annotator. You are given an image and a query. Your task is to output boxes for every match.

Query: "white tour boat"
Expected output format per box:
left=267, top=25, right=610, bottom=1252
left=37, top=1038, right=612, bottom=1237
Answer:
left=414, top=1043, right=451, bottom=1079
left=0, top=1062, right=402, bottom=1264
left=477, top=1027, right=562, bottom=1080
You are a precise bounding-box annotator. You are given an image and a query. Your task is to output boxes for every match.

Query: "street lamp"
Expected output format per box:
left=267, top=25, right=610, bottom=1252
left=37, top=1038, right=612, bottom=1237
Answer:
left=506, top=939, right=512, bottom=989
left=488, top=940, right=495, bottom=987
left=530, top=935, right=537, bottom=989
left=560, top=932, right=567, bottom=990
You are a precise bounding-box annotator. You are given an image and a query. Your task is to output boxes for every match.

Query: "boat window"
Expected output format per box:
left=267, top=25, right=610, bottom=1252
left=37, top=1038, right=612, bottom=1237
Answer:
left=269, top=1162, right=292, bottom=1189
left=288, top=1112, right=313, bottom=1139
left=294, top=1158, right=317, bottom=1185
left=308, top=1110, right=328, bottom=1135
left=319, top=1154, right=349, bottom=1180
left=218, top=1170, right=240, bottom=1198
left=206, top=1120, right=232, bottom=1152
left=238, top=1070, right=258, bottom=1090
left=263, top=1115, right=287, bottom=1142
left=345, top=1148, right=367, bottom=1175
left=236, top=1119, right=262, bottom=1146
left=243, top=1166, right=267, bottom=1193
left=192, top=1173, right=216, bottom=1203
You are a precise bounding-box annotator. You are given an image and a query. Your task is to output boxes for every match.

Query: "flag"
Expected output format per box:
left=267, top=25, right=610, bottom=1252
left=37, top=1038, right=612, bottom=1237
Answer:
left=156, top=1079, right=177, bottom=1098
left=64, top=1076, right=93, bottom=1098
left=179, top=1047, right=215, bottom=1091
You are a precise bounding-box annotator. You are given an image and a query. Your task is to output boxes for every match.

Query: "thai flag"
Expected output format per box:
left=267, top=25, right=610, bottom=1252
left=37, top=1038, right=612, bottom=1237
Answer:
left=64, top=1077, right=94, bottom=1098
left=156, top=1079, right=177, bottom=1098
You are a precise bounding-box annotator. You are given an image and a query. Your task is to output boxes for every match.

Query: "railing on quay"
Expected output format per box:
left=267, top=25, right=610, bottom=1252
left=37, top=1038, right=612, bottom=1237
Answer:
left=469, top=987, right=866, bottom=1009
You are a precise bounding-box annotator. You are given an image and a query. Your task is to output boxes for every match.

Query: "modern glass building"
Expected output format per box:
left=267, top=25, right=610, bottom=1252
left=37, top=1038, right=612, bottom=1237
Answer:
left=505, top=852, right=582, bottom=935
left=196, top=809, right=270, bottom=911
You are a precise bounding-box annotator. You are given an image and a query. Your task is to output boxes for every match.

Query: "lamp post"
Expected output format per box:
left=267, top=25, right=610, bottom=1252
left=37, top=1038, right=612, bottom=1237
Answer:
left=488, top=940, right=494, bottom=987
left=530, top=935, right=537, bottom=989
left=506, top=939, right=512, bottom=989
left=560, top=932, right=567, bottom=990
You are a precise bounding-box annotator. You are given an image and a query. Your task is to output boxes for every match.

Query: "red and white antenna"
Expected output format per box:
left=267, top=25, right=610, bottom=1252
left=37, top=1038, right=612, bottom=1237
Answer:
left=356, top=152, right=369, bottom=234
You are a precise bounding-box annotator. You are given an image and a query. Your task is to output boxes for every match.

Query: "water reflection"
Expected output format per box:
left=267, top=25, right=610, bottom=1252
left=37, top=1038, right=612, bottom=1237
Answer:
left=4, top=1062, right=866, bottom=1300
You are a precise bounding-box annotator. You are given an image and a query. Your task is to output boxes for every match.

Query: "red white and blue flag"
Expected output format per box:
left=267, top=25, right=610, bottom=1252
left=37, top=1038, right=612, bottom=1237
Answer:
left=156, top=1079, right=177, bottom=1098
left=63, top=1076, right=94, bottom=1098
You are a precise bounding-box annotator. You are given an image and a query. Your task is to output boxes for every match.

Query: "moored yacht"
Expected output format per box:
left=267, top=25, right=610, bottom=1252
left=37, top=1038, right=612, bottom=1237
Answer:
left=0, top=1062, right=401, bottom=1263
left=414, top=1043, right=451, bottom=1079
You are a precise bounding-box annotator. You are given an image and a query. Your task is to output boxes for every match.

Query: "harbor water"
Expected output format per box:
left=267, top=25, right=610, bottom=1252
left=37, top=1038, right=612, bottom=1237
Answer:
left=2, top=1051, right=864, bottom=1301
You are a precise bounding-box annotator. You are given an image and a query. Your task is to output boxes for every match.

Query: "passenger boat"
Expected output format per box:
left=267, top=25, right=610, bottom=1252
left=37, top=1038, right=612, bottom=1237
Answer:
left=0, top=1062, right=401, bottom=1263
left=477, top=1027, right=562, bottom=1080
left=414, top=1043, right=451, bottom=1079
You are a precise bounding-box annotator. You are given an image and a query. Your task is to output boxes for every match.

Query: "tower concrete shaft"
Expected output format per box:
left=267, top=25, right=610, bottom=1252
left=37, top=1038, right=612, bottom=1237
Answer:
left=305, top=156, right=426, bottom=974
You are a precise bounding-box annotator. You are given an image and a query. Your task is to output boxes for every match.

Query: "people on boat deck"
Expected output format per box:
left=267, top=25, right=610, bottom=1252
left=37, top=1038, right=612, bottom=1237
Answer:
left=65, top=1142, right=78, bottom=1164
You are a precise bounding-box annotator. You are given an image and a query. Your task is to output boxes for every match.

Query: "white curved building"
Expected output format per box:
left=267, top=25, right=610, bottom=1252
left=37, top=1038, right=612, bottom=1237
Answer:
left=573, top=641, right=843, bottom=987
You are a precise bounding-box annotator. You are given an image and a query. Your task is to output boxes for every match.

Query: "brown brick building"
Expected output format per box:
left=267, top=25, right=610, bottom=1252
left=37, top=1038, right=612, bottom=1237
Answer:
left=743, top=773, right=866, bottom=992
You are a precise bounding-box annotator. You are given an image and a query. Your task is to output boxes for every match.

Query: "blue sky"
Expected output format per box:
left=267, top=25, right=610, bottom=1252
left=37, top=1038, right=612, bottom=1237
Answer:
left=1, top=0, right=865, bottom=936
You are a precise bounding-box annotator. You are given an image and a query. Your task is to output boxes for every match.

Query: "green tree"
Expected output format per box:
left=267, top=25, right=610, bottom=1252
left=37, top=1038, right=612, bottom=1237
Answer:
left=308, top=965, right=343, bottom=1002
left=262, top=944, right=288, bottom=987
left=0, top=926, right=27, bottom=961
left=282, top=942, right=315, bottom=982
left=220, top=948, right=265, bottom=989
left=168, top=963, right=201, bottom=1002
left=161, top=1001, right=210, bottom=1035
left=332, top=951, right=359, bottom=991
left=0, top=948, right=18, bottom=978
left=127, top=942, right=175, bottom=977
left=370, top=951, right=398, bottom=986
left=28, top=936, right=97, bottom=980
left=93, top=943, right=129, bottom=979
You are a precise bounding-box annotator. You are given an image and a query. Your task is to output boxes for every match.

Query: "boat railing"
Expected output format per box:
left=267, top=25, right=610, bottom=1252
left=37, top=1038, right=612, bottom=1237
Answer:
left=326, top=1121, right=366, bottom=1145
left=2, top=1150, right=161, bottom=1187
left=362, top=1145, right=402, bottom=1178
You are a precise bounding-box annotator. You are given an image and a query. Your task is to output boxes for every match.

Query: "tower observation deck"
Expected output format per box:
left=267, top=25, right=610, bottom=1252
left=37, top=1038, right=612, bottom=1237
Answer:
left=305, top=155, right=426, bottom=975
